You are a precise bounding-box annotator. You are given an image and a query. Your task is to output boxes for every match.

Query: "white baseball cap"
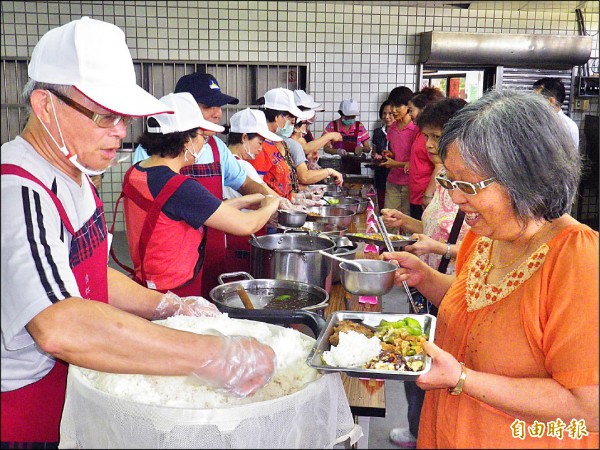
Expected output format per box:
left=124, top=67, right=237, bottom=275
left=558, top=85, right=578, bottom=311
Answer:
left=294, top=89, right=325, bottom=112
left=230, top=108, right=282, bottom=142
left=263, top=88, right=313, bottom=120
left=339, top=99, right=360, bottom=116
left=28, top=17, right=172, bottom=117
left=147, top=93, right=224, bottom=134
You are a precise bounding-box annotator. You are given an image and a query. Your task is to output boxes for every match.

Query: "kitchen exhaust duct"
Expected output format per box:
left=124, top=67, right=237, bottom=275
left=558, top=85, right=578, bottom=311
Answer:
left=420, top=31, right=592, bottom=68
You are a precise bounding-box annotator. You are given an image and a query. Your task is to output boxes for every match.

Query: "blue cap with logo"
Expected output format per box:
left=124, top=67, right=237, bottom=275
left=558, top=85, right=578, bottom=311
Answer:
left=175, top=72, right=239, bottom=107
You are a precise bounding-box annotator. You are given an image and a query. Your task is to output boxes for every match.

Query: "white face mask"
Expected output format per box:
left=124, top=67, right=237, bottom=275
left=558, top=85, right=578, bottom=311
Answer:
left=243, top=141, right=256, bottom=160
left=184, top=138, right=200, bottom=163
left=37, top=91, right=106, bottom=177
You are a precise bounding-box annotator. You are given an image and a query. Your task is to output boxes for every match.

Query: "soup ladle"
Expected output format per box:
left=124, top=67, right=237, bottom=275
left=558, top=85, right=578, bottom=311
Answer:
left=318, top=250, right=369, bottom=272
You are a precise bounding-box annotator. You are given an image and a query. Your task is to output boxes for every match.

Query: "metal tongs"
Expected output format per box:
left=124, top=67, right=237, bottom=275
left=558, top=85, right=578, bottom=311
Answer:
left=373, top=213, right=420, bottom=313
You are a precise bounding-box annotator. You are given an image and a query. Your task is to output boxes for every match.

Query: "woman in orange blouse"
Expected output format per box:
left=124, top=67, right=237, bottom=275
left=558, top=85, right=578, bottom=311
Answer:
left=384, top=89, right=598, bottom=449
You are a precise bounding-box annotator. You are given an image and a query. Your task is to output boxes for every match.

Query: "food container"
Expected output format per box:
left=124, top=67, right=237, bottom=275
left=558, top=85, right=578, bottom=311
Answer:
left=250, top=233, right=335, bottom=291
left=307, top=311, right=437, bottom=380
left=292, top=222, right=348, bottom=236
left=277, top=210, right=307, bottom=228
left=324, top=185, right=349, bottom=197
left=61, top=317, right=360, bottom=448
left=323, top=197, right=361, bottom=213
left=305, top=206, right=355, bottom=228
left=339, top=259, right=397, bottom=296
left=329, top=236, right=359, bottom=284
left=210, top=272, right=329, bottom=313
left=346, top=233, right=416, bottom=250
left=351, top=196, right=370, bottom=214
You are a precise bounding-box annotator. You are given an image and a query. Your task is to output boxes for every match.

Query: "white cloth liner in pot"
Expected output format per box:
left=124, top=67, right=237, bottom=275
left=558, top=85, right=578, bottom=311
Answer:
left=59, top=316, right=361, bottom=449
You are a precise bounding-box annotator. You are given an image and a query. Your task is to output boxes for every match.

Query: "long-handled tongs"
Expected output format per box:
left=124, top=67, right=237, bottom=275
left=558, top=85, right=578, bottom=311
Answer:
left=373, top=213, right=421, bottom=313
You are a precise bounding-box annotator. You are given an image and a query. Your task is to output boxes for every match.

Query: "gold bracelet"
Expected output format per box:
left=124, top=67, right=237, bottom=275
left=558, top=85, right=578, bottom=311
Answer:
left=448, top=362, right=467, bottom=396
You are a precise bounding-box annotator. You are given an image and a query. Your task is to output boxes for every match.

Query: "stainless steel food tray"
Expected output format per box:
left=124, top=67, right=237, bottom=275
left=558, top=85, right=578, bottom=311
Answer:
left=346, top=233, right=416, bottom=250
left=306, top=311, right=436, bottom=380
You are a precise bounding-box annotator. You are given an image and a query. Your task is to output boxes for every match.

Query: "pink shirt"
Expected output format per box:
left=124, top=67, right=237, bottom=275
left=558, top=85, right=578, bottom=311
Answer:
left=408, top=131, right=435, bottom=205
left=386, top=121, right=419, bottom=186
left=324, top=119, right=370, bottom=150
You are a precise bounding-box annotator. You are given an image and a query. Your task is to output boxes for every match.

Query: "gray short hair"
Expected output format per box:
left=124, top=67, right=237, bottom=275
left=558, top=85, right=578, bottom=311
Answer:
left=22, top=79, right=72, bottom=113
left=438, top=89, right=581, bottom=222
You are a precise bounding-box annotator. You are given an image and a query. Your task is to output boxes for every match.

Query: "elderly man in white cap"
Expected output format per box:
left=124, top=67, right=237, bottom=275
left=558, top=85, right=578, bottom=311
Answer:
left=1, top=18, right=275, bottom=448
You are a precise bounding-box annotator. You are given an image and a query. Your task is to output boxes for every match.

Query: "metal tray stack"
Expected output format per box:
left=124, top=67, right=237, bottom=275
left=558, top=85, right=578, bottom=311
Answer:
left=307, top=311, right=436, bottom=380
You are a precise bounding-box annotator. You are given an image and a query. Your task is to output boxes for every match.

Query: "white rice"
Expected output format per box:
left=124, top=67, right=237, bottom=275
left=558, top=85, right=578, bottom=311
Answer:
left=77, top=314, right=319, bottom=408
left=322, top=330, right=381, bottom=367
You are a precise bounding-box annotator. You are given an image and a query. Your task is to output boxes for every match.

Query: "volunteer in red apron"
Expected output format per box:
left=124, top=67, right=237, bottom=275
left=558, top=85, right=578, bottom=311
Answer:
left=323, top=99, right=371, bottom=174
left=175, top=73, right=275, bottom=297
left=223, top=108, right=283, bottom=273
left=121, top=93, right=279, bottom=297
left=2, top=19, right=276, bottom=449
left=1, top=165, right=109, bottom=445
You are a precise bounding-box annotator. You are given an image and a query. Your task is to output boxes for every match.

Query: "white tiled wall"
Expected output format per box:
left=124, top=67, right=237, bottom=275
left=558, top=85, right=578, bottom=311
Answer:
left=2, top=0, right=598, bottom=231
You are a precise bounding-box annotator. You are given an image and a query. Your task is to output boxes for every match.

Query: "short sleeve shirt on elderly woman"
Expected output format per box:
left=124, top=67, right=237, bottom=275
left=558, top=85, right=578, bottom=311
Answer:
left=249, top=140, right=293, bottom=200
left=418, top=225, right=599, bottom=449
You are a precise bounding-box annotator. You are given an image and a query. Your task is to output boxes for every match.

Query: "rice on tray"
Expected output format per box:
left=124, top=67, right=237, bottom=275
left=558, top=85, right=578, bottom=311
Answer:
left=76, top=315, right=320, bottom=408
left=322, top=330, right=381, bottom=367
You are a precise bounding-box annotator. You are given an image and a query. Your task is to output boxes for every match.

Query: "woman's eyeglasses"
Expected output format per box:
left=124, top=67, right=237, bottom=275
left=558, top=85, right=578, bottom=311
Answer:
left=435, top=173, right=496, bottom=195
left=48, top=90, right=136, bottom=128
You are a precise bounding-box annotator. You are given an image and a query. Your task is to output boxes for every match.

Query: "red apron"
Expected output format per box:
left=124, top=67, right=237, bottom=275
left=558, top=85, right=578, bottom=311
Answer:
left=223, top=155, right=266, bottom=275
left=116, top=168, right=206, bottom=297
left=1, top=164, right=109, bottom=446
left=180, top=137, right=226, bottom=298
left=333, top=120, right=363, bottom=174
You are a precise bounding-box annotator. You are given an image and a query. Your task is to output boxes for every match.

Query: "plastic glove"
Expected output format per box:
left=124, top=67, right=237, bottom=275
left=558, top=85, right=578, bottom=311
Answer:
left=152, top=291, right=221, bottom=320
left=278, top=197, right=295, bottom=211
left=190, top=332, right=276, bottom=397
left=336, top=148, right=347, bottom=156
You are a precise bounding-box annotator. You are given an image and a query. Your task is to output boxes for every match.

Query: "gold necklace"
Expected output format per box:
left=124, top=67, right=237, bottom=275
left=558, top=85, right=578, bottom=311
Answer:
left=483, top=223, right=547, bottom=275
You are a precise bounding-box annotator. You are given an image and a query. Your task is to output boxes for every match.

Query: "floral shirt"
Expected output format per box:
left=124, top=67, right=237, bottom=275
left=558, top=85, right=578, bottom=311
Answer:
left=421, top=184, right=470, bottom=273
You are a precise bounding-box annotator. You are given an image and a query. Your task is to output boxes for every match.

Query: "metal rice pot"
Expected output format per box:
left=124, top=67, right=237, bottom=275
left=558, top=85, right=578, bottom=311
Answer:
left=329, top=236, right=359, bottom=284
left=250, top=233, right=335, bottom=291
left=210, top=272, right=329, bottom=313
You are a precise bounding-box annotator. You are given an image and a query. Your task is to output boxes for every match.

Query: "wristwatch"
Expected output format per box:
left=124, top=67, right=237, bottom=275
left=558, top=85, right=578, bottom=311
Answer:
left=448, top=362, right=467, bottom=396
left=444, top=243, right=452, bottom=260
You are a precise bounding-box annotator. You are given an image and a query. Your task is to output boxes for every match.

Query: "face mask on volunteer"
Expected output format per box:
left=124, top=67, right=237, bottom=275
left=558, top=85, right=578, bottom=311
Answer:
left=37, top=91, right=107, bottom=177
left=243, top=140, right=256, bottom=160
left=341, top=118, right=355, bottom=127
left=276, top=117, right=294, bottom=138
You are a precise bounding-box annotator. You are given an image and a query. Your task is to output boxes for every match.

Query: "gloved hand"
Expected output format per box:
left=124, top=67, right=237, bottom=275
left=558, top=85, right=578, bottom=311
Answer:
left=152, top=291, right=221, bottom=320
left=190, top=332, right=277, bottom=397
left=336, top=148, right=347, bottom=156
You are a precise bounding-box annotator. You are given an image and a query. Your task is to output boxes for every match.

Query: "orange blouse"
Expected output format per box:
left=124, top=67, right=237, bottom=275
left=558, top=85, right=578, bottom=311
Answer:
left=418, top=224, right=599, bottom=449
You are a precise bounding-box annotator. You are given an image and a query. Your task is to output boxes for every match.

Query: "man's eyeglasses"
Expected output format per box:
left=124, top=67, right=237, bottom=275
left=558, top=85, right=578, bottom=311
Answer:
left=48, top=90, right=135, bottom=128
left=435, top=173, right=496, bottom=195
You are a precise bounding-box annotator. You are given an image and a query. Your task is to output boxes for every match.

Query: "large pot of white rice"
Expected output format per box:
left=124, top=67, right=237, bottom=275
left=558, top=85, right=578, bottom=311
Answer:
left=59, top=315, right=360, bottom=449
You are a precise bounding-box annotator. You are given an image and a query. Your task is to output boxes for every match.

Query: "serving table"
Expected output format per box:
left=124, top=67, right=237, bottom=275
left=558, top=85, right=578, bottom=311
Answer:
left=324, top=185, right=386, bottom=449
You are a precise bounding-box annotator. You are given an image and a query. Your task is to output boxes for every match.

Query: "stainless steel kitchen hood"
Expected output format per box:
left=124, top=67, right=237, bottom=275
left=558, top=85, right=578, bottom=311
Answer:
left=419, top=31, right=592, bottom=67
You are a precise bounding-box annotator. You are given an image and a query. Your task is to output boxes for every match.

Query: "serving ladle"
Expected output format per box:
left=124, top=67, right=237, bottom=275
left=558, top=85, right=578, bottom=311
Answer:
left=318, top=250, right=369, bottom=272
